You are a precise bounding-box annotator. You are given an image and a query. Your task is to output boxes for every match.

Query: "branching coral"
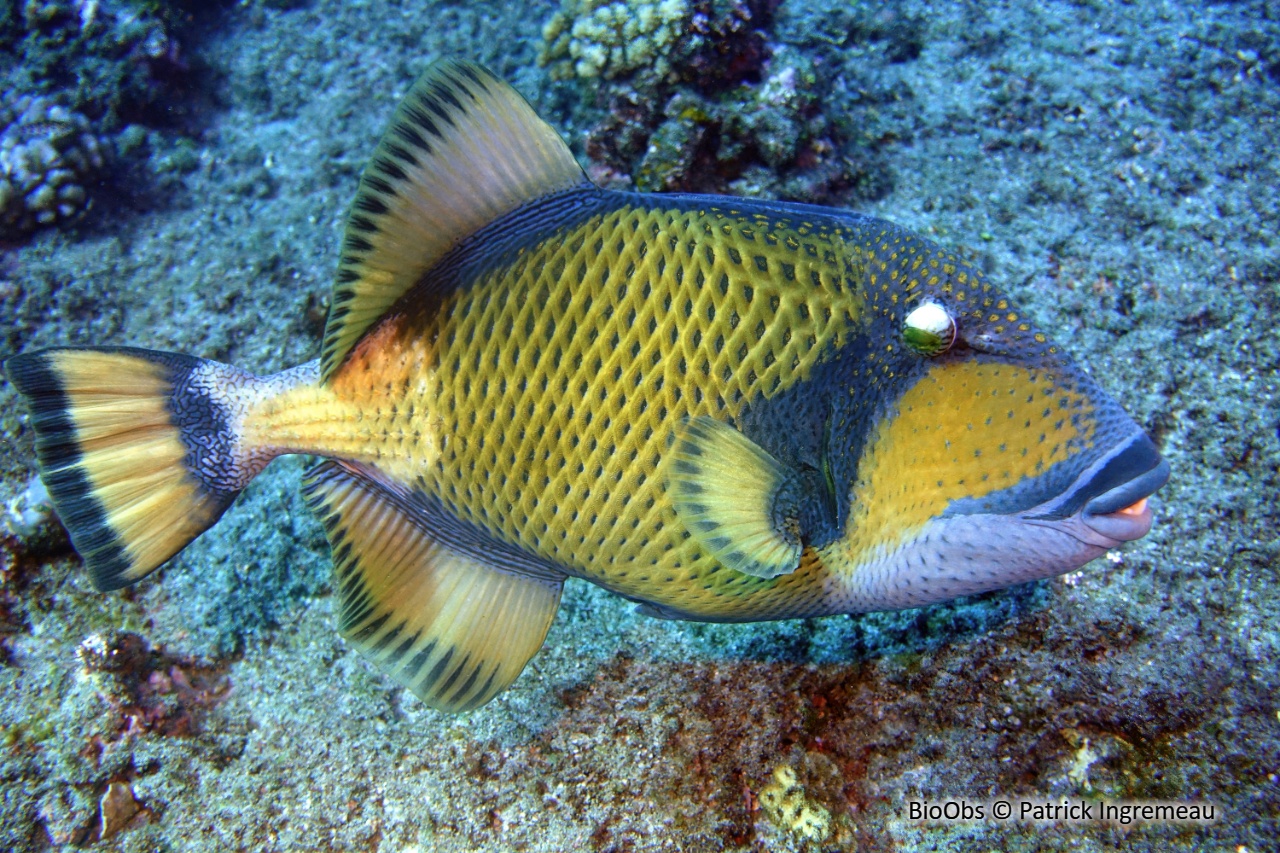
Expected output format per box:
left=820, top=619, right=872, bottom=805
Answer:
left=540, top=0, right=692, bottom=80
left=547, top=1, right=878, bottom=203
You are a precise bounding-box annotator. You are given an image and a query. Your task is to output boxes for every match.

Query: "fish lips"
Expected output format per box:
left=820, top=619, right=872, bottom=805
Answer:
left=1024, top=433, right=1170, bottom=546
left=1079, top=455, right=1170, bottom=540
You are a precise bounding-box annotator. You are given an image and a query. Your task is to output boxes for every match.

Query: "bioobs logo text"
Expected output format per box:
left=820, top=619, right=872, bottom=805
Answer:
left=908, top=800, right=988, bottom=822
left=905, top=798, right=1218, bottom=826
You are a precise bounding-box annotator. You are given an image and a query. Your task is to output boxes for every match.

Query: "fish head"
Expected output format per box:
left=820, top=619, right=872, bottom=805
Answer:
left=825, top=237, right=1168, bottom=609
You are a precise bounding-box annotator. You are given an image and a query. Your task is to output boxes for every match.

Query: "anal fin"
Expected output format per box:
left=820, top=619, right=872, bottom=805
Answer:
left=302, top=461, right=563, bottom=712
left=668, top=416, right=804, bottom=579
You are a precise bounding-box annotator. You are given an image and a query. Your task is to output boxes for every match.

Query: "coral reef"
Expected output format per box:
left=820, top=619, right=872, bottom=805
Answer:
left=756, top=764, right=833, bottom=843
left=595, top=44, right=859, bottom=198
left=0, top=620, right=234, bottom=847
left=0, top=0, right=236, bottom=240
left=0, top=95, right=106, bottom=239
left=682, top=0, right=775, bottom=90
left=555, top=0, right=890, bottom=204
left=541, top=0, right=691, bottom=81
left=6, top=0, right=196, bottom=127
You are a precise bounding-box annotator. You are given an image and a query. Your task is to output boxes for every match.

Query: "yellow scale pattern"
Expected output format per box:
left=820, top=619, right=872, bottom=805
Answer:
left=823, top=360, right=1096, bottom=571
left=333, top=203, right=869, bottom=619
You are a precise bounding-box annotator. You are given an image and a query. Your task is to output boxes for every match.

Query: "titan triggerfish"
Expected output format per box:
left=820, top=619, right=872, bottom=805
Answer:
left=4, top=60, right=1169, bottom=712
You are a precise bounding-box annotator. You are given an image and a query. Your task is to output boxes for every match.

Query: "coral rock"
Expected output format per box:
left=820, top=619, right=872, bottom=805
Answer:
left=540, top=0, right=693, bottom=80
left=0, top=95, right=106, bottom=239
left=757, top=763, right=833, bottom=842
left=98, top=781, right=141, bottom=839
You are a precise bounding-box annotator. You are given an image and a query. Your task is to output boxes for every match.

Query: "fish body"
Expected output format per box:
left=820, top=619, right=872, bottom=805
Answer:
left=4, top=61, right=1167, bottom=711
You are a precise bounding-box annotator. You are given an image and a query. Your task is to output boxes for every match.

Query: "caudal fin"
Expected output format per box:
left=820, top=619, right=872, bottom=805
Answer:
left=4, top=346, right=282, bottom=590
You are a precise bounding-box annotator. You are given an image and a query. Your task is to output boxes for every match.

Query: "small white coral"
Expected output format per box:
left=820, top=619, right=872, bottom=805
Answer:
left=4, top=474, right=54, bottom=540
left=0, top=96, right=106, bottom=237
left=540, top=0, right=692, bottom=80
left=1067, top=738, right=1100, bottom=791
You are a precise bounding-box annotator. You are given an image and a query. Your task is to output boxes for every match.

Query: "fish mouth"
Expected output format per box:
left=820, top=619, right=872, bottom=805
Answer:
left=1079, top=454, right=1169, bottom=541
left=1027, top=433, right=1170, bottom=545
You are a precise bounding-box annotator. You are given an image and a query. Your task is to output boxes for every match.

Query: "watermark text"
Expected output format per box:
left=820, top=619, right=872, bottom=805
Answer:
left=905, top=798, right=1217, bottom=826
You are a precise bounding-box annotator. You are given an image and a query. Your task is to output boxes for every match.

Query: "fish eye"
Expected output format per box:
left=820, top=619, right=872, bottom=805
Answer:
left=902, top=301, right=956, bottom=356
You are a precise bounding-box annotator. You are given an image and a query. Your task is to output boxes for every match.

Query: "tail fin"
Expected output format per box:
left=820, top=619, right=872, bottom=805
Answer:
left=4, top=347, right=288, bottom=590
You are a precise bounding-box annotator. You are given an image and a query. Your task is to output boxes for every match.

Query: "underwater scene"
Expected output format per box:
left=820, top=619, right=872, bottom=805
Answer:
left=0, top=0, right=1276, bottom=850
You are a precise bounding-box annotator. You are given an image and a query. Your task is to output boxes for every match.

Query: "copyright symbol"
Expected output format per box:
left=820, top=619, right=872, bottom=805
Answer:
left=992, top=800, right=1011, bottom=820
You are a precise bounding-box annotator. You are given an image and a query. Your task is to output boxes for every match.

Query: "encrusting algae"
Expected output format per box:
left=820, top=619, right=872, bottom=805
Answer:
left=4, top=59, right=1168, bottom=712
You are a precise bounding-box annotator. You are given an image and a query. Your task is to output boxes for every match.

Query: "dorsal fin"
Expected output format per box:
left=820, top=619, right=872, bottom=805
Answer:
left=321, top=59, right=589, bottom=380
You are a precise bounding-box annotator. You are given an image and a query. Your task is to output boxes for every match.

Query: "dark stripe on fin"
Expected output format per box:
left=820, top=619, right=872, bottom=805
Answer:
left=321, top=58, right=589, bottom=381
left=462, top=670, right=501, bottom=713
left=4, top=347, right=279, bottom=590
left=447, top=662, right=485, bottom=709
left=301, top=460, right=564, bottom=712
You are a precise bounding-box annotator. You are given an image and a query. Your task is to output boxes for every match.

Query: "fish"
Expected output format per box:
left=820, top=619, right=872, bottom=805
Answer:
left=4, top=59, right=1169, bottom=712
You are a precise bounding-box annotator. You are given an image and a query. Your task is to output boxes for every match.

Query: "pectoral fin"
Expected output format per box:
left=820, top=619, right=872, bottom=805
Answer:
left=668, top=417, right=803, bottom=579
